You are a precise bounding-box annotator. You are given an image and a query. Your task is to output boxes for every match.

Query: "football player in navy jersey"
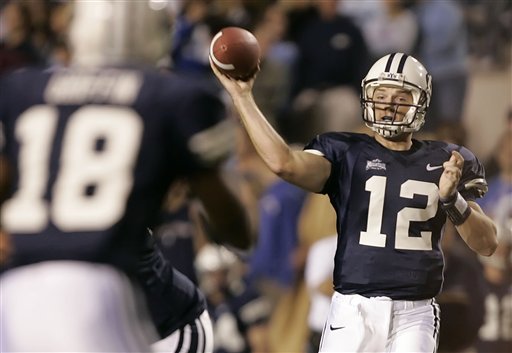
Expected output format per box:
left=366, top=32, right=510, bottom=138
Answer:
left=0, top=1, right=251, bottom=352
left=137, top=230, right=214, bottom=353
left=211, top=52, right=498, bottom=352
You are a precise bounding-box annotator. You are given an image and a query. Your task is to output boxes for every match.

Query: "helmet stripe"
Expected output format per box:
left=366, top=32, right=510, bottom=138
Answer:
left=385, top=53, right=397, bottom=72
left=397, top=53, right=409, bottom=73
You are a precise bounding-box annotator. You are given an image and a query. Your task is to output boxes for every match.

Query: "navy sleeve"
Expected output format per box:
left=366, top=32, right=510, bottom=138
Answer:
left=160, top=77, right=232, bottom=173
left=172, top=87, right=234, bottom=168
left=304, top=132, right=355, bottom=195
left=444, top=144, right=487, bottom=201
left=458, top=146, right=487, bottom=201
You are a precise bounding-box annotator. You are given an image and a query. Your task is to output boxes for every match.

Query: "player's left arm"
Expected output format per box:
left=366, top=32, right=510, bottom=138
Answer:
left=439, top=151, right=498, bottom=256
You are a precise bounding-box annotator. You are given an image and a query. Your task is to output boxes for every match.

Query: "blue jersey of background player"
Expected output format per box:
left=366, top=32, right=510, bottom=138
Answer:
left=211, top=51, right=497, bottom=353
left=137, top=231, right=213, bottom=353
left=0, top=2, right=251, bottom=351
left=0, top=66, right=248, bottom=273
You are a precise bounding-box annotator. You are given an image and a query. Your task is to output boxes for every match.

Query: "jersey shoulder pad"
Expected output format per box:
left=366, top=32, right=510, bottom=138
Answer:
left=441, top=142, right=487, bottom=199
left=304, top=132, right=369, bottom=162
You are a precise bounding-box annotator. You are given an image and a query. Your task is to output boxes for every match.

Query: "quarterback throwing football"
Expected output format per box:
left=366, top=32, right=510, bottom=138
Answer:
left=211, top=52, right=498, bottom=352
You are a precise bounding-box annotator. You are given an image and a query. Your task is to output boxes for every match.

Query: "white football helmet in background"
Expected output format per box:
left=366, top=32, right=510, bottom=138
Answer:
left=69, top=0, right=171, bottom=67
left=361, top=53, right=432, bottom=138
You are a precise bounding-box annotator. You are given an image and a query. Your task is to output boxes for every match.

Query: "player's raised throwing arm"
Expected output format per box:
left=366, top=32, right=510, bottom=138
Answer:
left=209, top=58, right=331, bottom=193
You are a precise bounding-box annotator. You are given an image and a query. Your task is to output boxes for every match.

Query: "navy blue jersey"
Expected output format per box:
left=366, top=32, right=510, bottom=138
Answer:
left=304, top=132, right=486, bottom=300
left=136, top=233, right=206, bottom=338
left=154, top=206, right=199, bottom=284
left=0, top=67, right=229, bottom=274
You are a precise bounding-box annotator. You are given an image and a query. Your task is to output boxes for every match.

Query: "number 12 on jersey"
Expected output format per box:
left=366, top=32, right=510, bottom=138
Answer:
left=359, top=175, right=439, bottom=251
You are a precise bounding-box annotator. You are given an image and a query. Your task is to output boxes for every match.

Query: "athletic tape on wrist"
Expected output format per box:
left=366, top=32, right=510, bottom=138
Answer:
left=440, top=192, right=471, bottom=226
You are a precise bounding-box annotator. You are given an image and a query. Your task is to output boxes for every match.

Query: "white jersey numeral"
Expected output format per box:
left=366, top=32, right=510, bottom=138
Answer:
left=360, top=176, right=438, bottom=251
left=360, top=176, right=387, bottom=247
left=480, top=293, right=512, bottom=341
left=2, top=106, right=56, bottom=232
left=2, top=105, right=143, bottom=233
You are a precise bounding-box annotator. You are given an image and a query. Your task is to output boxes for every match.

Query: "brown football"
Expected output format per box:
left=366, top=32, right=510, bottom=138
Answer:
left=210, top=27, right=260, bottom=81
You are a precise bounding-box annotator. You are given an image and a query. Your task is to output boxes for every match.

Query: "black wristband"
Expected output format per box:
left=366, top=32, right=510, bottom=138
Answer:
left=439, top=192, right=457, bottom=205
left=440, top=192, right=472, bottom=226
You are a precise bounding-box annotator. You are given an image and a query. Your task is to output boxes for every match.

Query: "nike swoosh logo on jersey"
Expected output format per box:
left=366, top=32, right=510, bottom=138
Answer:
left=329, top=325, right=345, bottom=331
left=426, top=164, right=443, bottom=171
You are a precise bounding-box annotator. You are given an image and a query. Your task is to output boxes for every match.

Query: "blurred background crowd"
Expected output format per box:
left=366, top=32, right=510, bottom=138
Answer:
left=1, top=0, right=510, bottom=352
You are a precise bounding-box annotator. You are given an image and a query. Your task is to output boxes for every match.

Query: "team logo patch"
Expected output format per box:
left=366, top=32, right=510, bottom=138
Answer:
left=366, top=159, right=386, bottom=171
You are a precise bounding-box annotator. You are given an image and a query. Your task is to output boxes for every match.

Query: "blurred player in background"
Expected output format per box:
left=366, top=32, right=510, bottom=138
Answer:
left=137, top=230, right=214, bottom=353
left=211, top=52, right=497, bottom=352
left=0, top=1, right=252, bottom=351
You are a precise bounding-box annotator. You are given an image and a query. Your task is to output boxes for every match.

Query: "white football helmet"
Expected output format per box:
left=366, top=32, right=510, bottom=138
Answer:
left=361, top=53, right=432, bottom=138
left=69, top=0, right=171, bottom=67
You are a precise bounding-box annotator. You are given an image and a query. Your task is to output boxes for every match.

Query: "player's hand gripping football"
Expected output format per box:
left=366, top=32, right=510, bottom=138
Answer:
left=439, top=151, right=464, bottom=200
left=209, top=55, right=259, bottom=97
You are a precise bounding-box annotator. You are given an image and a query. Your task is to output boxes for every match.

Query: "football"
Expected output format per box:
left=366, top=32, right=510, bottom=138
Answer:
left=210, top=27, right=260, bottom=81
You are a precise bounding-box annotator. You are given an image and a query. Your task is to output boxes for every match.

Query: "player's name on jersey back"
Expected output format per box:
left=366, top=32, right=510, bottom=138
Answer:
left=44, top=69, right=142, bottom=105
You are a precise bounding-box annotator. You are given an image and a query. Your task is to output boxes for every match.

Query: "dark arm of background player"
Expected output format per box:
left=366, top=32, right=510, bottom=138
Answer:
left=188, top=170, right=253, bottom=250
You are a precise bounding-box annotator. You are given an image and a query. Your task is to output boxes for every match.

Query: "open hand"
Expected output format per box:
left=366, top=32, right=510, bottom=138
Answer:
left=439, top=151, right=464, bottom=200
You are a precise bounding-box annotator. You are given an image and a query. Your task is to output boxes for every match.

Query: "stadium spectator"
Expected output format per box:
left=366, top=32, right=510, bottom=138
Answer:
left=0, top=0, right=45, bottom=74
left=238, top=142, right=307, bottom=352
left=304, top=235, right=337, bottom=353
left=364, top=0, right=419, bottom=61
left=476, top=223, right=512, bottom=353
left=436, top=228, right=488, bottom=353
left=195, top=244, right=250, bottom=353
left=475, top=125, right=512, bottom=353
left=285, top=0, right=370, bottom=143
left=301, top=193, right=338, bottom=353
left=477, top=128, right=512, bottom=220
left=413, top=0, right=470, bottom=131
left=464, top=0, right=512, bottom=69
left=251, top=2, right=294, bottom=129
left=170, top=0, right=233, bottom=76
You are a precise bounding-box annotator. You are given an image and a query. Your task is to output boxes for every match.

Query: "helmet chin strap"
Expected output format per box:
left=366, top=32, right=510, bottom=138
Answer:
left=375, top=126, right=404, bottom=138
left=370, top=102, right=424, bottom=138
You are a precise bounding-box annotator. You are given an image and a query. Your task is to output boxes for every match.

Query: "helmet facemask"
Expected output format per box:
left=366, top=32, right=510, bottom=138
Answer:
left=360, top=53, right=432, bottom=138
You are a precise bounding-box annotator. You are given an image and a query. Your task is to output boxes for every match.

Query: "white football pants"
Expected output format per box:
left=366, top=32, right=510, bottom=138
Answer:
left=152, top=310, right=214, bottom=353
left=0, top=261, right=157, bottom=352
left=319, top=292, right=440, bottom=353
